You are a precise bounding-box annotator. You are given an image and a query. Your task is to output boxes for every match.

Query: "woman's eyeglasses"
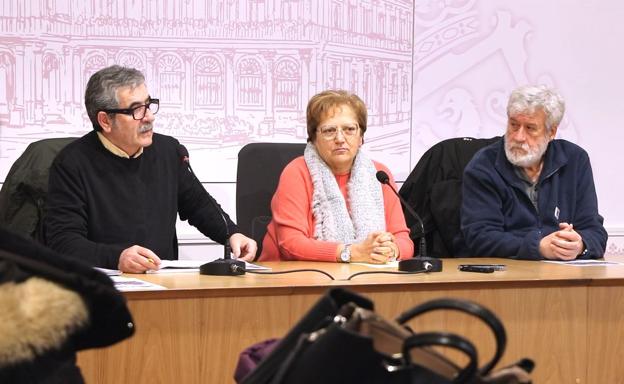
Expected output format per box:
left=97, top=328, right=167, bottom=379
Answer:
left=317, top=124, right=359, bottom=140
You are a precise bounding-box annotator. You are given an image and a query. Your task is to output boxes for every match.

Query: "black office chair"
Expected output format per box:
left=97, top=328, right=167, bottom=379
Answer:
left=236, top=142, right=306, bottom=260
left=399, top=136, right=500, bottom=258
left=0, top=137, right=76, bottom=242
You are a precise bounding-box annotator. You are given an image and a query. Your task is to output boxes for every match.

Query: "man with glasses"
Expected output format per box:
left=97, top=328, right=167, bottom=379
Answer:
left=44, top=65, right=256, bottom=273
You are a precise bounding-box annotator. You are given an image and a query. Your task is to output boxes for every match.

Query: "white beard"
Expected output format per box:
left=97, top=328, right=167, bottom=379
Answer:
left=504, top=135, right=549, bottom=168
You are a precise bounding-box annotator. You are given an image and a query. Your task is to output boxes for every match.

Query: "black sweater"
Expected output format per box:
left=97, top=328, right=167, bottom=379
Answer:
left=44, top=131, right=238, bottom=269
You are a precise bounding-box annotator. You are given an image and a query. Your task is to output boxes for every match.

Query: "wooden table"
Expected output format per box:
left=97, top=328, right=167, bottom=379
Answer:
left=77, top=257, right=624, bottom=383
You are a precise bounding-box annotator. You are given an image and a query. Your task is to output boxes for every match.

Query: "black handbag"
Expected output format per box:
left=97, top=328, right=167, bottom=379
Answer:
left=238, top=288, right=533, bottom=384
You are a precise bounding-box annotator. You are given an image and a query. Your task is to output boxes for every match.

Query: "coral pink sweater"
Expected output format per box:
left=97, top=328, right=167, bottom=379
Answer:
left=259, top=157, right=414, bottom=262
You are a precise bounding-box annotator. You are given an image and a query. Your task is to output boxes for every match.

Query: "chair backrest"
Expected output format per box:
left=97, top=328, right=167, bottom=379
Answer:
left=236, top=142, right=306, bottom=259
left=399, top=136, right=500, bottom=257
left=0, top=137, right=76, bottom=241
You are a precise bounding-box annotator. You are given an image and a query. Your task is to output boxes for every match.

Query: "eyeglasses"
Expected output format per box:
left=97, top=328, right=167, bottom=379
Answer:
left=101, top=98, right=160, bottom=120
left=317, top=124, right=360, bottom=141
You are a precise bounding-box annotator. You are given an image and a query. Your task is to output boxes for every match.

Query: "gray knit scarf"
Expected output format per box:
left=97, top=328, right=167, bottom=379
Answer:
left=304, top=142, right=385, bottom=243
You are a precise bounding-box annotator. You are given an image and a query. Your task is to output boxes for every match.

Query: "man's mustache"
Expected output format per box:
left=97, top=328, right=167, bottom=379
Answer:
left=138, top=124, right=153, bottom=133
left=509, top=143, right=530, bottom=151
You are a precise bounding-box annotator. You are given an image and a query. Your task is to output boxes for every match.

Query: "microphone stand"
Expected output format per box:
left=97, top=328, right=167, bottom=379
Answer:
left=198, top=198, right=246, bottom=276
left=376, top=171, right=442, bottom=273
left=178, top=145, right=245, bottom=276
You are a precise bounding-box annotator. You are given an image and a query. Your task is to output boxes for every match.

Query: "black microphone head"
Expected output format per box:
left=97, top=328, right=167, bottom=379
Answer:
left=177, top=144, right=190, bottom=164
left=376, top=170, right=390, bottom=184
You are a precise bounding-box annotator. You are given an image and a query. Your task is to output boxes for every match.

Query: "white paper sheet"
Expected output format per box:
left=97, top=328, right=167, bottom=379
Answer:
left=94, top=267, right=122, bottom=276
left=145, top=259, right=271, bottom=273
left=111, top=276, right=167, bottom=291
left=542, top=259, right=622, bottom=267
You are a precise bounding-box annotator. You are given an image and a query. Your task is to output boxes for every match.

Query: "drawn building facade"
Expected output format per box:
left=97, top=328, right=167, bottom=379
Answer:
left=0, top=0, right=412, bottom=145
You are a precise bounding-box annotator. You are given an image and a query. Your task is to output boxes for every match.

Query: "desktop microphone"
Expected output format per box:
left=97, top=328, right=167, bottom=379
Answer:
left=177, top=144, right=245, bottom=276
left=375, top=170, right=442, bottom=273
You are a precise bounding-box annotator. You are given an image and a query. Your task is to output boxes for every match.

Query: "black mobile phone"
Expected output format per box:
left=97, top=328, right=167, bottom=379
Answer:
left=458, top=264, right=505, bottom=273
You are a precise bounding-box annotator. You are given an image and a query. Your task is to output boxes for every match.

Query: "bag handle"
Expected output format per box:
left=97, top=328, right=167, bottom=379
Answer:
left=403, top=331, right=478, bottom=384
left=395, top=298, right=506, bottom=376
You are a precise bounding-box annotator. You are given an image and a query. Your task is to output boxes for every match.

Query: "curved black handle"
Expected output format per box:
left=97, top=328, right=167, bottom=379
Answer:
left=403, top=331, right=478, bottom=384
left=395, top=298, right=506, bottom=375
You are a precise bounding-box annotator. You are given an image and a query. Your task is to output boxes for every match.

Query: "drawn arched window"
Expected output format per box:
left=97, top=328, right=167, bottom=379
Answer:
left=281, top=0, right=298, bottom=20
left=275, top=59, right=299, bottom=109
left=363, top=7, right=372, bottom=32
left=248, top=0, right=265, bottom=22
left=157, top=54, right=183, bottom=104
left=83, top=55, right=106, bottom=87
left=118, top=53, right=144, bottom=72
left=195, top=56, right=223, bottom=106
left=42, top=54, right=60, bottom=102
left=332, top=1, right=342, bottom=28
left=378, top=13, right=386, bottom=36
left=348, top=4, right=356, bottom=31
left=46, top=0, right=70, bottom=16
left=238, top=58, right=263, bottom=106
left=390, top=16, right=397, bottom=37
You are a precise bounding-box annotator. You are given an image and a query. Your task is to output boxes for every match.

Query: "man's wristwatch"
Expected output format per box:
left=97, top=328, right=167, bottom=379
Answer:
left=340, top=244, right=352, bottom=263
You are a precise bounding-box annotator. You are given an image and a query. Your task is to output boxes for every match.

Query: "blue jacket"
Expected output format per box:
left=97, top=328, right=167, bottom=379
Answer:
left=456, top=138, right=607, bottom=259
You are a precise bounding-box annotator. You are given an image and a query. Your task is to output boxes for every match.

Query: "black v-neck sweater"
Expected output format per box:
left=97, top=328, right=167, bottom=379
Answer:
left=44, top=131, right=238, bottom=269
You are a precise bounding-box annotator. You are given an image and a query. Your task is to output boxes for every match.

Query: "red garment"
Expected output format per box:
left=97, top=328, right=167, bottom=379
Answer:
left=259, top=157, right=414, bottom=261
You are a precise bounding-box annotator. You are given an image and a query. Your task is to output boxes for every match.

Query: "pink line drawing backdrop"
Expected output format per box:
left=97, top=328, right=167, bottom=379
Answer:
left=1, top=0, right=624, bottom=247
left=0, top=0, right=413, bottom=182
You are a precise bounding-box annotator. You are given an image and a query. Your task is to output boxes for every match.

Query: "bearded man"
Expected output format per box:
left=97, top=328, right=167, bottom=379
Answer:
left=455, top=85, right=607, bottom=260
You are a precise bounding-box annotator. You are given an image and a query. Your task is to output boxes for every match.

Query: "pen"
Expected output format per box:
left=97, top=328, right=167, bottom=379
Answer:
left=460, top=264, right=506, bottom=270
left=458, top=264, right=506, bottom=273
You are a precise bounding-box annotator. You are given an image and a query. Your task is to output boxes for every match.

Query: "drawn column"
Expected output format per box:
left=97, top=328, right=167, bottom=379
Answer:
left=145, top=50, right=156, bottom=91
left=224, top=49, right=235, bottom=119
left=259, top=50, right=275, bottom=136
left=105, top=48, right=117, bottom=67
left=374, top=60, right=385, bottom=126
left=71, top=47, right=82, bottom=123
left=60, top=46, right=73, bottom=119
left=315, top=51, right=325, bottom=94
left=182, top=49, right=193, bottom=111
left=298, top=48, right=312, bottom=111
left=32, top=42, right=44, bottom=123
left=343, top=56, right=352, bottom=92
left=6, top=44, right=25, bottom=127
left=397, top=63, right=405, bottom=121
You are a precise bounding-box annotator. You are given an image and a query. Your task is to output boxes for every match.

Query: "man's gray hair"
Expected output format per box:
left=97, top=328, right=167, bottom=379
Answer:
left=85, top=65, right=145, bottom=131
left=507, top=85, right=565, bottom=132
